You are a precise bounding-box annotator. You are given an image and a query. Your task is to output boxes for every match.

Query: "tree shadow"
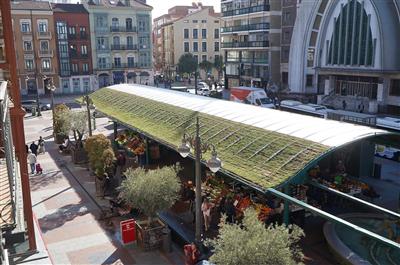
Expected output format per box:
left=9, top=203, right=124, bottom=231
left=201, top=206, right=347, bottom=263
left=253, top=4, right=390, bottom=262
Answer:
left=38, top=203, right=90, bottom=233
left=30, top=170, right=64, bottom=191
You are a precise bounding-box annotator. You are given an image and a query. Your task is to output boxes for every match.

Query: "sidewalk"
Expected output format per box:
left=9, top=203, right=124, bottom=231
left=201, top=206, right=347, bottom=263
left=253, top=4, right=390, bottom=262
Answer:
left=24, top=111, right=185, bottom=265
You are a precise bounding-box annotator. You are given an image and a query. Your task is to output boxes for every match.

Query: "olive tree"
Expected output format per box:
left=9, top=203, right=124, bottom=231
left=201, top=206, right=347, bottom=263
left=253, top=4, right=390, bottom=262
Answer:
left=206, top=209, right=304, bottom=265
left=120, top=165, right=181, bottom=226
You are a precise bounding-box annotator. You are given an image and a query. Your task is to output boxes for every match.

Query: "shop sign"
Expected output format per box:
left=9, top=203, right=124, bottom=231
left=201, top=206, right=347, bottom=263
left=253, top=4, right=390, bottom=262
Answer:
left=120, top=219, right=136, bottom=245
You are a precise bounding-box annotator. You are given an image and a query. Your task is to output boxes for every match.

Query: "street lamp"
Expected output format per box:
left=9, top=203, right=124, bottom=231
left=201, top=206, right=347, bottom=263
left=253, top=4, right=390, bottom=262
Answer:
left=178, top=116, right=222, bottom=246
left=82, top=92, right=93, bottom=137
left=46, top=80, right=56, bottom=130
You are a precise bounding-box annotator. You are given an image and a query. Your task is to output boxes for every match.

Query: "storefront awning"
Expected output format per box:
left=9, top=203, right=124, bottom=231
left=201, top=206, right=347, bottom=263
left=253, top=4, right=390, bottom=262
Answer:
left=89, top=85, right=392, bottom=189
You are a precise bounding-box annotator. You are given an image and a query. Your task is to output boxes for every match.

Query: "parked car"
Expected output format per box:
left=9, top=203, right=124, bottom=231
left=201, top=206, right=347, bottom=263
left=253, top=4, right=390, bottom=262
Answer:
left=230, top=86, right=274, bottom=108
left=21, top=100, right=51, bottom=112
left=187, top=87, right=211, bottom=96
left=376, top=116, right=400, bottom=131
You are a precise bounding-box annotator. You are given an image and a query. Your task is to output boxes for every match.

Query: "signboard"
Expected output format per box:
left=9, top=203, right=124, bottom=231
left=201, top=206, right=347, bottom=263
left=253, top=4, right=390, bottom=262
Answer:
left=120, top=219, right=136, bottom=245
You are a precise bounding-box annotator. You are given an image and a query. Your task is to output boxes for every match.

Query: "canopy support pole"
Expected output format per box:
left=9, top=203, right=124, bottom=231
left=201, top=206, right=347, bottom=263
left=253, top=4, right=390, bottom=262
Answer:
left=309, top=181, right=400, bottom=219
left=266, top=188, right=400, bottom=249
left=283, top=185, right=290, bottom=225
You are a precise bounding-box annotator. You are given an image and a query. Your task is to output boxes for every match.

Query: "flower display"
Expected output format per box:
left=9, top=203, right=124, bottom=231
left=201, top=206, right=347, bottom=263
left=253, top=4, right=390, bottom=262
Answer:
left=115, top=131, right=146, bottom=155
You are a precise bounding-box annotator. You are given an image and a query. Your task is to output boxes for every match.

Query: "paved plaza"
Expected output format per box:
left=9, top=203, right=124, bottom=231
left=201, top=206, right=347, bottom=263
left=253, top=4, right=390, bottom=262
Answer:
left=24, top=111, right=185, bottom=265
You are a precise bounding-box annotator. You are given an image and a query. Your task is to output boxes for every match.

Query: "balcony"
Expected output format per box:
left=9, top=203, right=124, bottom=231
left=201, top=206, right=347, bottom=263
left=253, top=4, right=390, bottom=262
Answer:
left=227, top=57, right=268, bottom=64
left=94, top=27, right=109, bottom=34
left=112, top=63, right=138, bottom=69
left=221, top=41, right=269, bottom=49
left=38, top=49, right=53, bottom=57
left=221, top=23, right=270, bottom=33
left=37, top=31, right=51, bottom=39
left=41, top=67, right=53, bottom=73
left=223, top=4, right=270, bottom=17
left=111, top=44, right=138, bottom=51
left=110, top=26, right=137, bottom=33
left=97, top=63, right=112, bottom=70
left=97, top=46, right=110, bottom=53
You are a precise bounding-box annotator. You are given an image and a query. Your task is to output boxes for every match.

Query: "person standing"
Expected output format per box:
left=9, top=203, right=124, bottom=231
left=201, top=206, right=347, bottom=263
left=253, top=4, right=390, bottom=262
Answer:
left=201, top=198, right=214, bottom=232
left=29, top=141, right=38, bottom=156
left=38, top=136, right=45, bottom=154
left=27, top=150, right=37, bottom=175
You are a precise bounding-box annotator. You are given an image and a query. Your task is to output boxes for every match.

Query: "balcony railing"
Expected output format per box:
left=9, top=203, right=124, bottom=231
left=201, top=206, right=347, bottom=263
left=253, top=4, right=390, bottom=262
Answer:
left=111, top=44, right=138, bottom=51
left=97, top=63, right=112, bottom=70
left=222, top=4, right=270, bottom=17
left=37, top=31, right=51, bottom=38
left=94, top=27, right=109, bottom=34
left=112, top=63, right=138, bottom=69
left=227, top=57, right=269, bottom=64
left=110, top=26, right=137, bottom=33
left=39, top=49, right=53, bottom=57
left=221, top=23, right=270, bottom=33
left=221, top=41, right=269, bottom=49
left=41, top=67, right=53, bottom=73
left=97, top=46, right=110, bottom=52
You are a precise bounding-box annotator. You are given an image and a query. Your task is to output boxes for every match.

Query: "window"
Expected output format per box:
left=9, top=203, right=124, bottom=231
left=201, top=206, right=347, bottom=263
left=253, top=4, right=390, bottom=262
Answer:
left=81, top=45, right=88, bottom=55
left=25, top=59, right=34, bottom=70
left=306, top=75, right=313, bottom=87
left=98, top=57, right=107, bottom=68
left=71, top=63, right=78, bottom=73
left=214, top=55, right=220, bottom=62
left=193, top=42, right=198, bottom=52
left=127, top=36, right=133, bottom=46
left=194, top=55, right=198, bottom=63
left=202, top=29, right=207, bottom=38
left=69, top=26, right=76, bottom=35
left=214, top=29, right=219, bottom=39
left=202, top=42, right=207, bottom=52
left=193, top=29, right=198, bottom=39
left=97, top=37, right=107, bottom=50
left=80, top=26, right=86, bottom=38
left=184, top=42, right=189, bottom=52
left=72, top=78, right=80, bottom=92
left=201, top=20, right=207, bottom=23
left=70, top=44, right=77, bottom=55
left=128, top=57, right=135, bottom=67
left=214, top=42, right=219, bottom=52
left=83, top=78, right=90, bottom=92
left=184, top=29, right=189, bottom=39
left=59, top=43, right=68, bottom=55
left=126, top=18, right=133, bottom=30
left=60, top=62, right=70, bottom=74
left=112, top=18, right=119, bottom=28
left=192, top=20, right=198, bottom=23
left=82, top=63, right=89, bottom=73
left=23, top=41, right=32, bottom=51
left=42, top=59, right=51, bottom=70
left=202, top=55, right=207, bottom=62
left=183, top=20, right=189, bottom=23
left=390, top=79, right=400, bottom=96
left=61, top=79, right=70, bottom=93
left=113, top=36, right=120, bottom=45
left=38, top=21, right=48, bottom=32
left=40, top=41, right=49, bottom=51
left=21, top=21, right=31, bottom=32
left=114, top=57, right=121, bottom=67
left=214, top=20, right=219, bottom=23
left=96, top=16, right=105, bottom=27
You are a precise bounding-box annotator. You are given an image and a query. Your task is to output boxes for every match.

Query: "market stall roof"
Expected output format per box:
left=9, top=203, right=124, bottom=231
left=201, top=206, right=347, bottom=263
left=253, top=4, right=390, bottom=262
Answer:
left=90, top=85, right=392, bottom=189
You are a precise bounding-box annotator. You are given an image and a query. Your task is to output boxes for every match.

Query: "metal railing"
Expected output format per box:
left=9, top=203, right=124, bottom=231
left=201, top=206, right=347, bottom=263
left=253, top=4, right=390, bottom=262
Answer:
left=111, top=44, right=138, bottom=51
left=39, top=49, right=53, bottom=57
left=112, top=63, right=138, bottom=69
left=221, top=41, right=269, bottom=48
left=222, top=4, right=270, bottom=17
left=221, top=23, right=270, bottom=33
left=37, top=31, right=51, bottom=38
left=110, top=26, right=137, bottom=33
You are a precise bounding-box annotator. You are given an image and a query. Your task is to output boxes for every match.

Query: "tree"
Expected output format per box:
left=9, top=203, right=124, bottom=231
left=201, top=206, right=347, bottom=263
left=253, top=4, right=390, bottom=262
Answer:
left=214, top=55, right=224, bottom=82
left=177, top=53, right=198, bottom=75
left=53, top=104, right=70, bottom=140
left=120, top=165, right=181, bottom=226
left=84, top=134, right=114, bottom=176
left=199, top=60, right=213, bottom=73
left=206, top=209, right=304, bottom=265
left=68, top=111, right=87, bottom=148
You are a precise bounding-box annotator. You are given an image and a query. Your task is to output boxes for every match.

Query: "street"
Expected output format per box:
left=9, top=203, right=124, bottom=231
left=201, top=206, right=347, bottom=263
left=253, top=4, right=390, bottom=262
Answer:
left=24, top=110, right=185, bottom=265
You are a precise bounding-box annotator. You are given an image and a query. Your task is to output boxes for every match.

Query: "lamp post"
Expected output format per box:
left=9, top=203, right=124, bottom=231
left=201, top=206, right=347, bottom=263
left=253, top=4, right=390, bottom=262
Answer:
left=83, top=88, right=93, bottom=137
left=46, top=80, right=56, bottom=130
left=178, top=116, right=222, bottom=246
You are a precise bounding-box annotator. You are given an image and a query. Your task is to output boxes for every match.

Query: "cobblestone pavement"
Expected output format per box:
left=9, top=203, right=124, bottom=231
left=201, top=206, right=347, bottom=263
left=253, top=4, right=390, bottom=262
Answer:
left=24, top=111, right=185, bottom=265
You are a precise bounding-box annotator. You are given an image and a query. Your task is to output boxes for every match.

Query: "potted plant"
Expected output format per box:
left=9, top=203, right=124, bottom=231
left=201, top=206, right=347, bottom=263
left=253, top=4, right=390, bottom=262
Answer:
left=85, top=134, right=115, bottom=197
left=68, top=111, right=89, bottom=164
left=53, top=104, right=70, bottom=144
left=120, top=165, right=181, bottom=250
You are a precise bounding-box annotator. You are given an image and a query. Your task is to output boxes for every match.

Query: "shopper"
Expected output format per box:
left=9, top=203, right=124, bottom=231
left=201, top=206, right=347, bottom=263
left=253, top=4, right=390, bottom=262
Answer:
left=27, top=150, right=37, bottom=175
left=201, top=198, right=214, bottom=232
left=116, top=151, right=126, bottom=185
left=38, top=136, right=45, bottom=154
left=29, top=141, right=38, bottom=156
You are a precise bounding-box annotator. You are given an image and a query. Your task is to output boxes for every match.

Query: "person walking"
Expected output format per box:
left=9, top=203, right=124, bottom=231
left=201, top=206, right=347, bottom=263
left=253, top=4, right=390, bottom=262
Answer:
left=29, top=141, right=38, bottom=156
left=27, top=150, right=37, bottom=175
left=38, top=136, right=45, bottom=154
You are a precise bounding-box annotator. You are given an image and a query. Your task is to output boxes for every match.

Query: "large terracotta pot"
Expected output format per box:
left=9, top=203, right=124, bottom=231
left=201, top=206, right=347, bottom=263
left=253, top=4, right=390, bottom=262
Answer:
left=71, top=147, right=88, bottom=164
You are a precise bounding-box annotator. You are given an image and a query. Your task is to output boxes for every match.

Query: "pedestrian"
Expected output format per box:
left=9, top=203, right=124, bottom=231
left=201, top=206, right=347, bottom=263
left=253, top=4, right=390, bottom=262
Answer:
left=29, top=141, right=38, bottom=156
left=27, top=150, right=37, bottom=175
left=342, top=100, right=347, bottom=110
left=38, top=136, right=45, bottom=154
left=201, top=198, right=214, bottom=232
left=116, top=151, right=126, bottom=185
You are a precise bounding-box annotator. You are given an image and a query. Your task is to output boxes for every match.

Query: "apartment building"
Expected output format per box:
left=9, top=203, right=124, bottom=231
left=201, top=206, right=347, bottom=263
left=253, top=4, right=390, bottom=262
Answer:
left=153, top=2, right=216, bottom=75
left=53, top=3, right=96, bottom=94
left=221, top=0, right=280, bottom=89
left=11, top=1, right=59, bottom=96
left=289, top=0, right=400, bottom=115
left=280, top=0, right=296, bottom=91
left=83, top=0, right=153, bottom=88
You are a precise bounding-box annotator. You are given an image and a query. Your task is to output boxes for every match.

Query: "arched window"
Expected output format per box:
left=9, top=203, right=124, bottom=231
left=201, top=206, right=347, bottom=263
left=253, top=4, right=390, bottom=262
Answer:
left=126, top=18, right=133, bottom=30
left=113, top=36, right=120, bottom=46
left=327, top=0, right=374, bottom=66
left=127, top=36, right=133, bottom=46
left=112, top=17, right=119, bottom=28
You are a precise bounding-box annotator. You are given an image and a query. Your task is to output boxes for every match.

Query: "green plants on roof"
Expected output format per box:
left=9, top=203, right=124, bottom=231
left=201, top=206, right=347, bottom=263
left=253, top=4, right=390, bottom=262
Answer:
left=89, top=88, right=329, bottom=189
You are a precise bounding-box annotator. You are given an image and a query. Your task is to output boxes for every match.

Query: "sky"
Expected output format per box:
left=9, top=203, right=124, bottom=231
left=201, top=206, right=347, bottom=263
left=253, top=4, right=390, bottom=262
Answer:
left=146, top=0, right=221, bottom=19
